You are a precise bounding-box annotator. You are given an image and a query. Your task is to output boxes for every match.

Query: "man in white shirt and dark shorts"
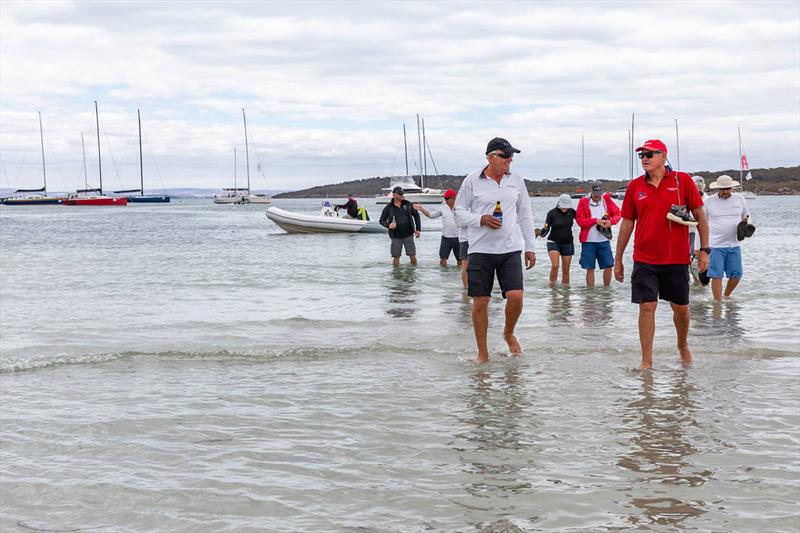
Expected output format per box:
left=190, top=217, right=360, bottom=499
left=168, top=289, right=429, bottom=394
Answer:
left=454, top=137, right=537, bottom=363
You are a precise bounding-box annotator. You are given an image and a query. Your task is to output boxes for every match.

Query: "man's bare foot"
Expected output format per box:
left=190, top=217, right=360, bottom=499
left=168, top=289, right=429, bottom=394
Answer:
left=503, top=333, right=523, bottom=356
left=476, top=353, right=489, bottom=364
left=679, top=345, right=692, bottom=365
left=639, top=360, right=653, bottom=370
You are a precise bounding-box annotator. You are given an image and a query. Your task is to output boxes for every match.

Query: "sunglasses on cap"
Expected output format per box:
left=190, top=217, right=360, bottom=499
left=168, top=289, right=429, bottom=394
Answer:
left=490, top=152, right=513, bottom=159
left=637, top=150, right=663, bottom=160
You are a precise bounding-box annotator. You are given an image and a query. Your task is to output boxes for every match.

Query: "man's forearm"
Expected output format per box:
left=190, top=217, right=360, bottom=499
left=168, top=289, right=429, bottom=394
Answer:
left=693, top=208, right=709, bottom=248
left=615, top=219, right=634, bottom=257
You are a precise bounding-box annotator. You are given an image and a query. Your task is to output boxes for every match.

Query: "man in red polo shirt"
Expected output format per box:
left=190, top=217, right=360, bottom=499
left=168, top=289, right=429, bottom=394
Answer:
left=614, top=139, right=709, bottom=369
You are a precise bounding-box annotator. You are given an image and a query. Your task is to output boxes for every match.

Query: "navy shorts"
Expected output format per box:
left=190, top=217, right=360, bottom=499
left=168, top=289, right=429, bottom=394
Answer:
left=459, top=241, right=469, bottom=259
left=546, top=241, right=575, bottom=256
left=580, top=240, right=614, bottom=269
left=631, top=262, right=690, bottom=305
left=467, top=251, right=523, bottom=298
left=439, top=236, right=461, bottom=261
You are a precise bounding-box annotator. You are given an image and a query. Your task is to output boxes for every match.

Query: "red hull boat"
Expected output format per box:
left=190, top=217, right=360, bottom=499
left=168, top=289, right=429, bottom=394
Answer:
left=63, top=196, right=128, bottom=206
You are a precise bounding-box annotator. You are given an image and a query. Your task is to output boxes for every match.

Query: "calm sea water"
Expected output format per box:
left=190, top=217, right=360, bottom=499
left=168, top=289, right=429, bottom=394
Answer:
left=1, top=197, right=799, bottom=532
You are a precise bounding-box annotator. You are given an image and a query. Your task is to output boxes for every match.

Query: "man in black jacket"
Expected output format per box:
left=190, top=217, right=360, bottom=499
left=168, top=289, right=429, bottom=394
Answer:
left=334, top=193, right=359, bottom=219
left=379, top=186, right=421, bottom=266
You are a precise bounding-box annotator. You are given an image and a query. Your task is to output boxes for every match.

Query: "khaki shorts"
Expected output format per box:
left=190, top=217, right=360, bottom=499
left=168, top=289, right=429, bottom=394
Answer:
left=390, top=235, right=416, bottom=257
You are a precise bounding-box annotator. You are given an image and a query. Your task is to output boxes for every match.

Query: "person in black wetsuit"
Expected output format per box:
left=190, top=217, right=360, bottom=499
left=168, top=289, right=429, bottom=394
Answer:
left=334, top=193, right=359, bottom=219
left=379, top=186, right=421, bottom=266
left=541, top=194, right=577, bottom=286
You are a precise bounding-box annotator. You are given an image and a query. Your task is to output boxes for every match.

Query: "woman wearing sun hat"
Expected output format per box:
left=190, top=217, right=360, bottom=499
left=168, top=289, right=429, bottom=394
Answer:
left=541, top=193, right=577, bottom=285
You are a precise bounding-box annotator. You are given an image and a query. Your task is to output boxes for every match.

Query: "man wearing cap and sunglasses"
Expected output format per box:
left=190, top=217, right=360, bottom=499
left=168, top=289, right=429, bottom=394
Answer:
left=414, top=189, right=462, bottom=267
left=379, top=186, right=422, bottom=266
left=576, top=180, right=621, bottom=287
left=614, top=139, right=709, bottom=369
left=454, top=137, right=537, bottom=363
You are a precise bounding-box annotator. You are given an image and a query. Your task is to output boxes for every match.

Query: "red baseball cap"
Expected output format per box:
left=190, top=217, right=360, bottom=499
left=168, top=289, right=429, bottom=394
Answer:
left=443, top=188, right=457, bottom=199
left=635, top=139, right=668, bottom=155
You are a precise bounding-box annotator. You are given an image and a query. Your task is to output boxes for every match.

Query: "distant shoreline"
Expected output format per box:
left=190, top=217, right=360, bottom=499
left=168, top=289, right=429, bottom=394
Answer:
left=273, top=166, right=800, bottom=199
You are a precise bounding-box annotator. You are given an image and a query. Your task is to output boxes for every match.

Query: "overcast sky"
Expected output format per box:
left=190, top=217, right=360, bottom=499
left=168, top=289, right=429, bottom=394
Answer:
left=1, top=0, right=798, bottom=192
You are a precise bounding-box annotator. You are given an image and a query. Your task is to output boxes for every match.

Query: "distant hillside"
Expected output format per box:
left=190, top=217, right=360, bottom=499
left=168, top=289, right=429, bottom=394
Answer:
left=274, top=166, right=800, bottom=198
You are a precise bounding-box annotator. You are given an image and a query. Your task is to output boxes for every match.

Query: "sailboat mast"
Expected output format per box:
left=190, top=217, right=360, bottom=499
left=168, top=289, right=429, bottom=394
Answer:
left=674, top=118, right=680, bottom=171
left=38, top=111, right=47, bottom=192
left=416, top=114, right=423, bottom=189
left=138, top=109, right=144, bottom=195
left=95, top=101, right=103, bottom=193
left=403, top=124, right=409, bottom=176
left=234, top=146, right=237, bottom=190
left=581, top=135, right=584, bottom=181
left=628, top=129, right=632, bottom=181
left=738, top=126, right=744, bottom=186
left=242, top=108, right=250, bottom=192
left=631, top=113, right=635, bottom=178
left=81, top=133, right=88, bottom=189
left=422, top=117, right=428, bottom=179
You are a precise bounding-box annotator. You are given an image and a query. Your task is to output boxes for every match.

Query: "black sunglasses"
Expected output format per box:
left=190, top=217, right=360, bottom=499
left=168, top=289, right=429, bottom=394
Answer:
left=638, top=150, right=663, bottom=160
left=491, top=152, right=513, bottom=159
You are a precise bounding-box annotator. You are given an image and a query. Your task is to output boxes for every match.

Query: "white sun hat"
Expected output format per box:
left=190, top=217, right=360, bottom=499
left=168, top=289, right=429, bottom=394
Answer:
left=557, top=193, right=573, bottom=209
left=709, top=175, right=740, bottom=189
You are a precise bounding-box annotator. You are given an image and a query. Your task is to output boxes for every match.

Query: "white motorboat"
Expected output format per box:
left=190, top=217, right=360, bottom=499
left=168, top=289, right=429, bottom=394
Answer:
left=214, top=188, right=249, bottom=204
left=247, top=193, right=272, bottom=204
left=374, top=176, right=442, bottom=204
left=266, top=201, right=387, bottom=234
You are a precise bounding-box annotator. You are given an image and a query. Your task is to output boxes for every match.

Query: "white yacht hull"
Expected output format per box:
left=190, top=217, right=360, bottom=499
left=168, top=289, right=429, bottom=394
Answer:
left=266, top=207, right=387, bottom=234
left=247, top=195, right=272, bottom=204
left=375, top=192, right=442, bottom=204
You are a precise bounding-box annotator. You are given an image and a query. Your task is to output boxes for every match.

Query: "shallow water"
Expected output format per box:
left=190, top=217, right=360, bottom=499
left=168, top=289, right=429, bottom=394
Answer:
left=1, top=197, right=799, bottom=531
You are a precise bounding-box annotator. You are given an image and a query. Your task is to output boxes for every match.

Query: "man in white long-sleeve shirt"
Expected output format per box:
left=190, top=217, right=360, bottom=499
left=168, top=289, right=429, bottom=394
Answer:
left=454, top=137, right=537, bottom=363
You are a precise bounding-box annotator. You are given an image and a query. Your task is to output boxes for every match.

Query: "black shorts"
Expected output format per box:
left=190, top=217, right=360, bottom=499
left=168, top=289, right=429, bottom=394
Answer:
left=631, top=262, right=690, bottom=305
left=546, top=241, right=574, bottom=256
left=439, top=236, right=461, bottom=261
left=459, top=241, right=469, bottom=259
left=466, top=251, right=523, bottom=298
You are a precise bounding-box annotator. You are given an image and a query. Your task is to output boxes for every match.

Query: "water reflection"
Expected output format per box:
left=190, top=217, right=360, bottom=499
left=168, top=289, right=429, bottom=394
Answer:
left=691, top=300, right=747, bottom=345
left=384, top=265, right=419, bottom=319
left=580, top=288, right=613, bottom=328
left=547, top=285, right=573, bottom=326
left=457, top=364, right=534, bottom=501
left=617, top=369, right=712, bottom=528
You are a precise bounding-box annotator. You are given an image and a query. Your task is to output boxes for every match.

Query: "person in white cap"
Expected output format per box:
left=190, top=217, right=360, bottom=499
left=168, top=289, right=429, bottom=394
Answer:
left=688, top=176, right=708, bottom=282
left=454, top=137, right=537, bottom=363
left=704, top=174, right=751, bottom=301
left=541, top=193, right=576, bottom=286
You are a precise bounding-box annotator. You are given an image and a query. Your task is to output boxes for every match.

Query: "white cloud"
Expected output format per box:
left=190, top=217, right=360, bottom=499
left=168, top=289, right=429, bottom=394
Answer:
left=1, top=0, right=798, bottom=191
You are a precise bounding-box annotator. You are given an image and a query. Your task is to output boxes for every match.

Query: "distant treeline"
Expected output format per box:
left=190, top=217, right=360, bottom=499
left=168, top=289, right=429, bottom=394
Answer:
left=274, top=166, right=800, bottom=198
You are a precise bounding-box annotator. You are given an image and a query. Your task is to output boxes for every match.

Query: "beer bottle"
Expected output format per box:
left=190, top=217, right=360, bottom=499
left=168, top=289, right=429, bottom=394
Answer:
left=493, top=201, right=503, bottom=223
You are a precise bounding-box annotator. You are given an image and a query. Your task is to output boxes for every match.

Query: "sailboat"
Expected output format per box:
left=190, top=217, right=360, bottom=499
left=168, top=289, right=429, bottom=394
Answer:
left=214, top=146, right=248, bottom=204
left=214, top=108, right=271, bottom=205
left=113, top=109, right=169, bottom=203
left=375, top=117, right=443, bottom=204
left=738, top=127, right=757, bottom=200
left=1, top=112, right=65, bottom=205
left=63, top=101, right=127, bottom=206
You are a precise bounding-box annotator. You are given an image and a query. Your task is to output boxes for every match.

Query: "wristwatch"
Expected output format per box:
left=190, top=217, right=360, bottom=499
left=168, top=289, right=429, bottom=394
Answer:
left=699, top=247, right=711, bottom=254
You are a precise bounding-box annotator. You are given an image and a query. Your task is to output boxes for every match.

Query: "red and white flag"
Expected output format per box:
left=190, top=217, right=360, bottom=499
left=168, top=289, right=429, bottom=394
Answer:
left=741, top=154, right=749, bottom=171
